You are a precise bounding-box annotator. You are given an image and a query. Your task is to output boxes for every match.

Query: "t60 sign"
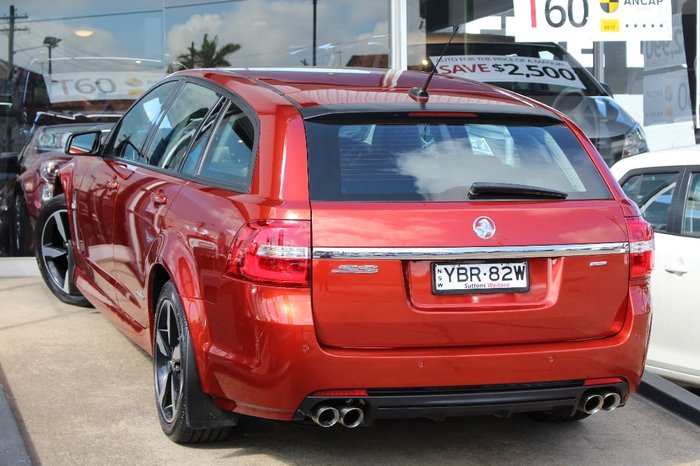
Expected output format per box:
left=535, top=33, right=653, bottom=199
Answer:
left=510, top=0, right=671, bottom=41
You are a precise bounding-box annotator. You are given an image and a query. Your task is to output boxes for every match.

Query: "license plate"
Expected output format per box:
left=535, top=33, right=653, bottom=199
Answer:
left=432, top=261, right=529, bottom=294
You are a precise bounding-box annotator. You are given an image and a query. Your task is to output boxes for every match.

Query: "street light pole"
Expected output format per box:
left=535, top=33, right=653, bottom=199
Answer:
left=312, top=0, right=317, bottom=66
left=43, top=36, right=61, bottom=75
left=1, top=5, right=28, bottom=151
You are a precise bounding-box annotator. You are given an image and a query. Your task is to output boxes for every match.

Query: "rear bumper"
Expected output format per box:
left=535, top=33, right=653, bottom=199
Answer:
left=294, top=380, right=629, bottom=423
left=192, top=284, right=651, bottom=422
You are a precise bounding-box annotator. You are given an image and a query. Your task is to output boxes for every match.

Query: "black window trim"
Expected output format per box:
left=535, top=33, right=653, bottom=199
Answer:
left=187, top=99, right=257, bottom=193
left=174, top=95, right=227, bottom=174
left=137, top=81, right=222, bottom=171
left=305, top=115, right=612, bottom=202
left=100, top=75, right=261, bottom=194
left=178, top=76, right=261, bottom=194
left=103, top=79, right=184, bottom=163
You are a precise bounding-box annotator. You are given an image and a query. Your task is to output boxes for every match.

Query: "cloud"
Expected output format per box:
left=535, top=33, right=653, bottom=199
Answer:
left=395, top=139, right=522, bottom=198
left=2, top=0, right=388, bottom=73
left=166, top=0, right=388, bottom=67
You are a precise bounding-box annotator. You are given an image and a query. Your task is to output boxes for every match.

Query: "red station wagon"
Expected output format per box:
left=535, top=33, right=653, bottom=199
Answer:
left=35, top=67, right=654, bottom=443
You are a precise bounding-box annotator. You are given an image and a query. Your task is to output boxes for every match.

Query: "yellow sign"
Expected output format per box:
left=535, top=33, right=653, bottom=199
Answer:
left=600, top=19, right=620, bottom=33
left=600, top=0, right=619, bottom=14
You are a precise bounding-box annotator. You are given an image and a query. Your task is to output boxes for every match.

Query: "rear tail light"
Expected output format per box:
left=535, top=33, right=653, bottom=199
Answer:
left=626, top=216, right=654, bottom=280
left=226, top=220, right=310, bottom=287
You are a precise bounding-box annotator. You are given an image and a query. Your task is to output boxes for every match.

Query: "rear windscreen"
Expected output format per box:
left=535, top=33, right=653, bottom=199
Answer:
left=305, top=117, right=612, bottom=201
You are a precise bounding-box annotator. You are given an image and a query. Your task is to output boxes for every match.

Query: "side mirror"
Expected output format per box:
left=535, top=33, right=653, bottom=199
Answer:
left=65, top=130, right=102, bottom=155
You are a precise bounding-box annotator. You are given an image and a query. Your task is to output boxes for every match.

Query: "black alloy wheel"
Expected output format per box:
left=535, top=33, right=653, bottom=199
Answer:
left=154, top=295, right=184, bottom=425
left=153, top=281, right=233, bottom=443
left=35, top=195, right=90, bottom=307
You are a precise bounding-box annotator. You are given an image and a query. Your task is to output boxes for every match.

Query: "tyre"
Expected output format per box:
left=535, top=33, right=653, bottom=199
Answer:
left=35, top=195, right=91, bottom=307
left=153, top=281, right=234, bottom=443
left=12, top=191, right=32, bottom=256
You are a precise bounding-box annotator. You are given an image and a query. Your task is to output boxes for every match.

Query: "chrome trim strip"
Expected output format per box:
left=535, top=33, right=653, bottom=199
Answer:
left=313, top=242, right=629, bottom=260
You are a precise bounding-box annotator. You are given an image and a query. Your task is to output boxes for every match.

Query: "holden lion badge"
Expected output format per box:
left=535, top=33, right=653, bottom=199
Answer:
left=473, top=216, right=496, bottom=239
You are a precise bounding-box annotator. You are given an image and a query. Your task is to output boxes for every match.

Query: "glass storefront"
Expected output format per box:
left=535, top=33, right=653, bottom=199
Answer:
left=0, top=0, right=698, bottom=259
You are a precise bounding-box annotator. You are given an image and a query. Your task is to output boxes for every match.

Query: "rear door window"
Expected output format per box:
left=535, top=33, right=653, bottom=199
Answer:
left=621, top=171, right=681, bottom=232
left=194, top=101, right=256, bottom=191
left=306, top=117, right=611, bottom=201
left=106, top=81, right=178, bottom=162
left=143, top=83, right=220, bottom=170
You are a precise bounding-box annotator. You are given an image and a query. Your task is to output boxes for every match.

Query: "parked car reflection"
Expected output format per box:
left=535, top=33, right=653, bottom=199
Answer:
left=4, top=123, right=112, bottom=255
left=409, top=36, right=649, bottom=166
left=612, top=145, right=700, bottom=387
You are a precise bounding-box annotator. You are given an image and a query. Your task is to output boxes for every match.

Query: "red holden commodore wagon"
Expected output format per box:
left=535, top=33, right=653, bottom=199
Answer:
left=35, top=67, right=653, bottom=443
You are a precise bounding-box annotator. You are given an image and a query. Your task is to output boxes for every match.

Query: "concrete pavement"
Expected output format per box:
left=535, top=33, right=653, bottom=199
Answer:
left=2, top=276, right=700, bottom=465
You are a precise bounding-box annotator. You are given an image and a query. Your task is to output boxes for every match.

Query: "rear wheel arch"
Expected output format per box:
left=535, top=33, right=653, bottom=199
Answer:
left=152, top=280, right=237, bottom=442
left=35, top=194, right=90, bottom=307
left=149, top=264, right=172, bottom=342
left=147, top=261, right=208, bottom=373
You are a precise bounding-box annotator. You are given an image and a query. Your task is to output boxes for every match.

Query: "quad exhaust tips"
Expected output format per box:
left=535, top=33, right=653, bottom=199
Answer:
left=310, top=404, right=365, bottom=428
left=339, top=406, right=365, bottom=428
left=579, top=391, right=621, bottom=415
left=580, top=394, right=604, bottom=415
left=310, top=405, right=340, bottom=427
left=602, top=392, right=622, bottom=411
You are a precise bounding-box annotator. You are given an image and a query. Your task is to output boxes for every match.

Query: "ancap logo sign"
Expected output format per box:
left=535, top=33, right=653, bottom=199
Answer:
left=512, top=0, right=671, bottom=42
left=473, top=216, right=496, bottom=240
left=600, top=0, right=619, bottom=13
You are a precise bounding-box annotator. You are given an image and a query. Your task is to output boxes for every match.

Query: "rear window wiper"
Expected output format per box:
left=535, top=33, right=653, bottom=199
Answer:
left=468, top=182, right=568, bottom=200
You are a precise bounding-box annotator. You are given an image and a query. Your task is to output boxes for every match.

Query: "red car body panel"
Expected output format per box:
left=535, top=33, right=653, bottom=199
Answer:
left=309, top=201, right=630, bottom=348
left=55, top=68, right=652, bottom=423
left=200, top=287, right=649, bottom=420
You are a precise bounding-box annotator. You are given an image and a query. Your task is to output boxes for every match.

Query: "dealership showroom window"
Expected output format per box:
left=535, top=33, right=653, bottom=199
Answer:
left=0, top=0, right=695, bottom=261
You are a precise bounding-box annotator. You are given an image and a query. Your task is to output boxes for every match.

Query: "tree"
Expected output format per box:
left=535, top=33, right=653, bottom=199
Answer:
left=176, top=34, right=241, bottom=69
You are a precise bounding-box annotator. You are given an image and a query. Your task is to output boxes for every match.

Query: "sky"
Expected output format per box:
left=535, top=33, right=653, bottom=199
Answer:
left=1, top=0, right=389, bottom=74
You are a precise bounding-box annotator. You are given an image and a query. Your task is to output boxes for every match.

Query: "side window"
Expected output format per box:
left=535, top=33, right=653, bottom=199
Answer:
left=144, top=83, right=219, bottom=170
left=181, top=99, right=226, bottom=177
left=197, top=102, right=256, bottom=190
left=621, top=171, right=680, bottom=232
left=621, top=174, right=642, bottom=201
left=682, top=172, right=700, bottom=237
left=107, top=81, right=177, bottom=162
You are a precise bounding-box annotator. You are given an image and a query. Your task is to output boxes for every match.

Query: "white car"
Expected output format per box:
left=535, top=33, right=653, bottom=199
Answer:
left=611, top=146, right=700, bottom=387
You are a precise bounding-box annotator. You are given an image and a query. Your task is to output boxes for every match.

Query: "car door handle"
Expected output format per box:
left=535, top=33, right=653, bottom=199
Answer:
left=664, top=261, right=688, bottom=276
left=151, top=191, right=168, bottom=206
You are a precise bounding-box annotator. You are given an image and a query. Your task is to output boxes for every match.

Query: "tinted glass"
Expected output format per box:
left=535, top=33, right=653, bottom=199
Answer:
left=181, top=99, right=227, bottom=176
left=306, top=118, right=611, bottom=201
left=108, top=82, right=177, bottom=162
left=197, top=103, right=256, bottom=190
left=682, top=172, right=700, bottom=237
left=145, top=83, right=219, bottom=170
left=621, top=171, right=680, bottom=232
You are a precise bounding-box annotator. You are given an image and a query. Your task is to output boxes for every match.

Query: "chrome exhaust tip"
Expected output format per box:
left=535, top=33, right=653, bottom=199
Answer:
left=580, top=394, right=604, bottom=415
left=310, top=405, right=340, bottom=427
left=602, top=392, right=622, bottom=411
left=339, top=406, right=365, bottom=428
